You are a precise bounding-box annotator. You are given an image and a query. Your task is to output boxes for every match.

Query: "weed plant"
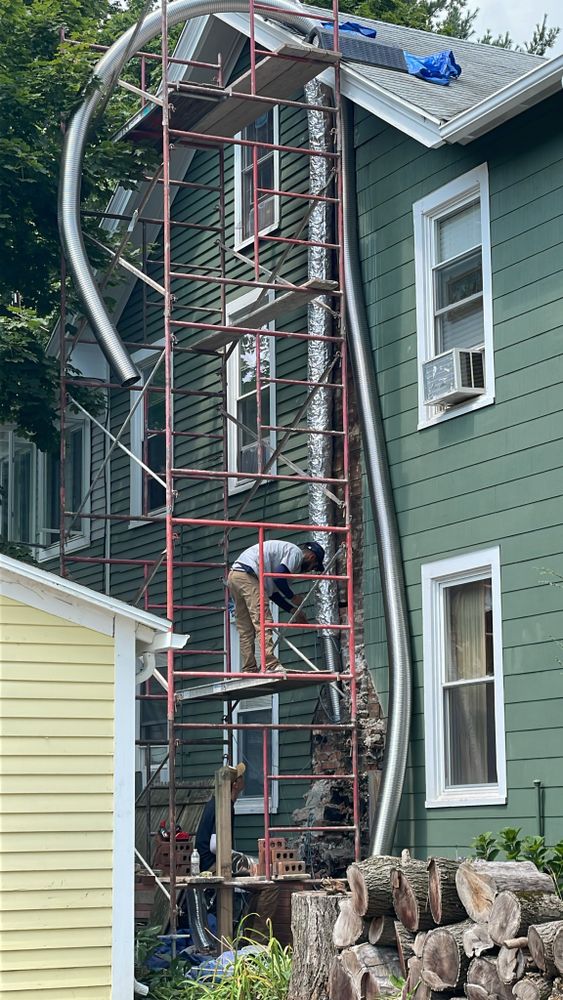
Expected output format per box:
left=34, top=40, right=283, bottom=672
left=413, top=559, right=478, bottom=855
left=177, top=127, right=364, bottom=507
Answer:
left=135, top=920, right=292, bottom=999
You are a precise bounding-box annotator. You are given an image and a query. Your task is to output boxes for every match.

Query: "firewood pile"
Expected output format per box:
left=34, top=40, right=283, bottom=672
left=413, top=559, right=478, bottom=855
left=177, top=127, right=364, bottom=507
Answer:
left=326, top=852, right=563, bottom=1000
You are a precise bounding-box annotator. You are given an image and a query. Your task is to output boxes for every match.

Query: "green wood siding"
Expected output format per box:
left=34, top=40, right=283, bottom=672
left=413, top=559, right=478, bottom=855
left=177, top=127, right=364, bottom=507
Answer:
left=356, top=92, right=563, bottom=856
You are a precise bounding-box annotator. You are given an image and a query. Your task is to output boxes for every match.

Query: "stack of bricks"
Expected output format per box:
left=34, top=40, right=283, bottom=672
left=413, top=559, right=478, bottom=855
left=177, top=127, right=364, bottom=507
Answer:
left=152, top=835, right=193, bottom=877
left=256, top=837, right=306, bottom=877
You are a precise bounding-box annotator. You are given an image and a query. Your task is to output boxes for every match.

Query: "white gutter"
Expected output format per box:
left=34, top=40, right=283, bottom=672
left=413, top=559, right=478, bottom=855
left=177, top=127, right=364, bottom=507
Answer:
left=441, top=52, right=563, bottom=144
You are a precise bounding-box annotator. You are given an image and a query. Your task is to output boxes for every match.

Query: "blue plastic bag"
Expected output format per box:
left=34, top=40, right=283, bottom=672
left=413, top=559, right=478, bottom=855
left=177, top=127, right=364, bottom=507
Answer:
left=321, top=21, right=377, bottom=38
left=404, top=49, right=461, bottom=85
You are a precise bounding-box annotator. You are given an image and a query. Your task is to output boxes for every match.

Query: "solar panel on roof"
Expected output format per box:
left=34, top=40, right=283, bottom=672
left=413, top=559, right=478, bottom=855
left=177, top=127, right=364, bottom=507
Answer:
left=313, top=26, right=408, bottom=72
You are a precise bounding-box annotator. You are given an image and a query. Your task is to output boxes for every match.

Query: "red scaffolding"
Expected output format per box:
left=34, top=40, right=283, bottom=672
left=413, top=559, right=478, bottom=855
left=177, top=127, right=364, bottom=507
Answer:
left=59, top=0, right=361, bottom=941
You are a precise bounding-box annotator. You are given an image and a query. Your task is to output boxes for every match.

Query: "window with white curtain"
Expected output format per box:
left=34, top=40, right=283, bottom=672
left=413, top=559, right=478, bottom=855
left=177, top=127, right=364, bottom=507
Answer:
left=130, top=348, right=168, bottom=522
left=0, top=429, right=35, bottom=546
left=422, top=547, right=506, bottom=807
left=38, top=418, right=90, bottom=560
left=414, top=164, right=494, bottom=428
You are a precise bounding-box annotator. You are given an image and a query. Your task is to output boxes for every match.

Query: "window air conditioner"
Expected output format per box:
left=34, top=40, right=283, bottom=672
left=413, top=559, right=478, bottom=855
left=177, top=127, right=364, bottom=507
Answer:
left=422, top=348, right=485, bottom=406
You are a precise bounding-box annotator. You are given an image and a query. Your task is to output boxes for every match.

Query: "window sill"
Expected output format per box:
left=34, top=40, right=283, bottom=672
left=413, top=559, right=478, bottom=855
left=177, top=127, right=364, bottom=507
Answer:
left=234, top=219, right=280, bottom=253
left=425, top=788, right=507, bottom=809
left=227, top=472, right=276, bottom=497
left=418, top=391, right=494, bottom=431
left=37, top=531, right=91, bottom=563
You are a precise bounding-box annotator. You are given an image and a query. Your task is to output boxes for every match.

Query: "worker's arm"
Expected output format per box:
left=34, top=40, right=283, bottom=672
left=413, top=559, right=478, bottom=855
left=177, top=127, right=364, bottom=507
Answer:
left=271, top=563, right=307, bottom=623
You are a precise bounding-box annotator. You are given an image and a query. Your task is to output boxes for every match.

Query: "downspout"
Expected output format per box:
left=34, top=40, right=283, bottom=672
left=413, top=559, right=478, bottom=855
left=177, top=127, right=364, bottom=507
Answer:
left=57, top=0, right=315, bottom=387
left=305, top=77, right=341, bottom=721
left=341, top=96, right=412, bottom=856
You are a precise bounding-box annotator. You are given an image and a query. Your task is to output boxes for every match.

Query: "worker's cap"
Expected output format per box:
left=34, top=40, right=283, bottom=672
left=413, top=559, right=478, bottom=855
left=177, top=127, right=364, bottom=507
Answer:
left=230, top=763, right=246, bottom=782
left=303, top=541, right=325, bottom=572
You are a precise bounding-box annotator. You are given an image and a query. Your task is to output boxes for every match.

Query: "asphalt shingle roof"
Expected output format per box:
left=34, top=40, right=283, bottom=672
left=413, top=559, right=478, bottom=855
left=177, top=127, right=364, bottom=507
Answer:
left=307, top=6, right=544, bottom=123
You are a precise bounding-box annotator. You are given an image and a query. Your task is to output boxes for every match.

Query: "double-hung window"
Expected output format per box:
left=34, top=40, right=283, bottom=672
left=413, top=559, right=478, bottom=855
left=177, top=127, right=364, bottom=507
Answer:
left=226, top=292, right=276, bottom=492
left=234, top=108, right=280, bottom=248
left=0, top=429, right=35, bottom=546
left=413, top=164, right=494, bottom=427
left=422, top=547, right=506, bottom=807
left=39, top=418, right=90, bottom=558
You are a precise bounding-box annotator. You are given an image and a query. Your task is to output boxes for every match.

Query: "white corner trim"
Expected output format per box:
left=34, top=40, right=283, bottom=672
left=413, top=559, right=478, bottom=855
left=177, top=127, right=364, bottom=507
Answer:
left=421, top=546, right=507, bottom=809
left=112, top=617, right=137, bottom=999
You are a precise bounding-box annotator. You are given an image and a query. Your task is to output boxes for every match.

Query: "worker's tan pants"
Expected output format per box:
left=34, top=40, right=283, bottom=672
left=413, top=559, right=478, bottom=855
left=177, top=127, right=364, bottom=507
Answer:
left=227, top=570, right=280, bottom=672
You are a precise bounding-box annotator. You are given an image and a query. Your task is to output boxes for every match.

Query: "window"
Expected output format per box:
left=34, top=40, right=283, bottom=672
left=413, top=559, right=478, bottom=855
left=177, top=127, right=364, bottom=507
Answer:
left=0, top=429, right=35, bottom=545
left=130, top=351, right=168, bottom=521
left=136, top=655, right=169, bottom=790
left=422, top=547, right=506, bottom=807
left=226, top=292, right=276, bottom=493
left=413, top=164, right=494, bottom=428
left=234, top=108, right=280, bottom=248
left=38, top=418, right=90, bottom=559
left=226, top=607, right=279, bottom=814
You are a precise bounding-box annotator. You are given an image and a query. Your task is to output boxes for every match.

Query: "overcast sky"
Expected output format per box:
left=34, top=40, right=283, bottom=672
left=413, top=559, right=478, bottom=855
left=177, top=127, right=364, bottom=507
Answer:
left=472, top=0, right=563, bottom=55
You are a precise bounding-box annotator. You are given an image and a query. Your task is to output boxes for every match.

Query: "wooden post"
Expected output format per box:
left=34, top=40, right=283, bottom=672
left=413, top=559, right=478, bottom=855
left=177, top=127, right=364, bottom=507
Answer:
left=216, top=764, right=236, bottom=946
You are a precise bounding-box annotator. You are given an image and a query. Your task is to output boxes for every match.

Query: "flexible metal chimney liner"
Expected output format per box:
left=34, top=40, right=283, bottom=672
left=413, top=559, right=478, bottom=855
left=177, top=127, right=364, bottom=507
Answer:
left=341, top=96, right=412, bottom=855
left=58, top=0, right=315, bottom=386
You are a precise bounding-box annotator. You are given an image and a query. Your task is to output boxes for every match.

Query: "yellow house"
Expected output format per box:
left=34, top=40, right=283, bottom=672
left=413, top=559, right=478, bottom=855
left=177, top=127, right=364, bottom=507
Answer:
left=0, top=555, right=175, bottom=999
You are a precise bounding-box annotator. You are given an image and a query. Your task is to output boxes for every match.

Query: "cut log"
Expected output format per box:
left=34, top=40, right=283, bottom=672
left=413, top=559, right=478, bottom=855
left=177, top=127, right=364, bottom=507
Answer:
left=347, top=856, right=401, bottom=918
left=420, top=919, right=474, bottom=990
left=513, top=973, right=553, bottom=1000
left=555, top=924, right=563, bottom=974
left=465, top=956, right=515, bottom=1000
left=490, top=891, right=563, bottom=945
left=497, top=944, right=533, bottom=984
left=463, top=922, right=495, bottom=958
left=334, top=897, right=369, bottom=949
left=328, top=956, right=357, bottom=1000
left=340, top=944, right=402, bottom=999
left=506, top=938, right=530, bottom=949
left=289, top=891, right=340, bottom=1000
left=427, top=857, right=467, bottom=925
left=455, top=862, right=556, bottom=924
left=394, top=922, right=415, bottom=975
left=406, top=955, right=422, bottom=996
left=413, top=931, right=428, bottom=958
left=549, top=977, right=563, bottom=1000
left=391, top=860, right=433, bottom=932
left=368, top=915, right=397, bottom=948
left=529, top=920, right=563, bottom=977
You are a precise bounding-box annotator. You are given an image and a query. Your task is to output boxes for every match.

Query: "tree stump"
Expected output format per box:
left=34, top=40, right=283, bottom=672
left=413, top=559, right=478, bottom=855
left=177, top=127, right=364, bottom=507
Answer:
left=456, top=862, right=556, bottom=924
left=394, top=922, right=415, bottom=975
left=289, top=891, right=340, bottom=1000
left=529, top=921, right=563, bottom=977
left=368, top=915, right=397, bottom=948
left=391, top=860, right=433, bottom=932
left=340, top=944, right=402, bottom=999
left=427, top=857, right=466, bottom=925
left=489, top=891, right=563, bottom=945
left=497, top=944, right=533, bottom=984
left=513, top=973, right=554, bottom=1000
left=466, top=956, right=515, bottom=1000
left=334, top=897, right=369, bottom=949
left=463, top=922, right=495, bottom=958
left=347, top=856, right=401, bottom=918
left=420, top=919, right=474, bottom=990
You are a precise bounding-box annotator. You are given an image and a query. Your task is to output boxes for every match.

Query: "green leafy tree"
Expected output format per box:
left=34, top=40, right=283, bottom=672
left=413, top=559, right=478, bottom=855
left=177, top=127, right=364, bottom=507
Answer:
left=0, top=0, right=157, bottom=448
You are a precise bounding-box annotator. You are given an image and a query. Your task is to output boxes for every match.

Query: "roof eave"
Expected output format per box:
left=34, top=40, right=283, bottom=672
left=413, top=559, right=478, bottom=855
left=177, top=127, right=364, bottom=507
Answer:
left=440, top=53, right=563, bottom=144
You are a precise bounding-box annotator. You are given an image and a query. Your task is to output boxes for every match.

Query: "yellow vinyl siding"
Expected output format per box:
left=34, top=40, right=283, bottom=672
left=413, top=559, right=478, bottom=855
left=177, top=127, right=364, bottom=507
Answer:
left=0, top=596, right=114, bottom=998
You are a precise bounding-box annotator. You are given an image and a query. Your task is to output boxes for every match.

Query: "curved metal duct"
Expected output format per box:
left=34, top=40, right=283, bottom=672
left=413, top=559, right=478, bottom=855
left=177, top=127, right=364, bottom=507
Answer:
left=58, top=0, right=315, bottom=386
left=341, top=96, right=412, bottom=856
left=304, top=76, right=341, bottom=722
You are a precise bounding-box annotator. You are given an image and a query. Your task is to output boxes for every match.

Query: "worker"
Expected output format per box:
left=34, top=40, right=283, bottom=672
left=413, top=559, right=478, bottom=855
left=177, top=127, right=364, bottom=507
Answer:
left=195, top=763, right=246, bottom=873
left=227, top=539, right=325, bottom=674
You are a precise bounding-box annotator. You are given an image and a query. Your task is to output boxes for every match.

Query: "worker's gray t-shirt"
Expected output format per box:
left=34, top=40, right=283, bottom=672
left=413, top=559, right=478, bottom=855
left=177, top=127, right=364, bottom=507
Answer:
left=232, top=540, right=302, bottom=596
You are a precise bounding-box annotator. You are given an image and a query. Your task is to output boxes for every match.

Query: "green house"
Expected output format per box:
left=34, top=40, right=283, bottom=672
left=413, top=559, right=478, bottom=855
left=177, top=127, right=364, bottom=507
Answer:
left=3, top=7, right=563, bottom=861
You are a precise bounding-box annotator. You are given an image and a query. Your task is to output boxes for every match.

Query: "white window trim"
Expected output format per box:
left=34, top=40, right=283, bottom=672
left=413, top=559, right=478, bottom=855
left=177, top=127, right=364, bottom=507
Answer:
left=0, top=427, right=36, bottom=546
left=225, top=289, right=276, bottom=495
left=422, top=546, right=507, bottom=808
left=129, top=344, right=168, bottom=527
left=230, top=695, right=280, bottom=815
left=37, top=417, right=91, bottom=562
left=234, top=106, right=280, bottom=251
left=413, top=163, right=494, bottom=430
